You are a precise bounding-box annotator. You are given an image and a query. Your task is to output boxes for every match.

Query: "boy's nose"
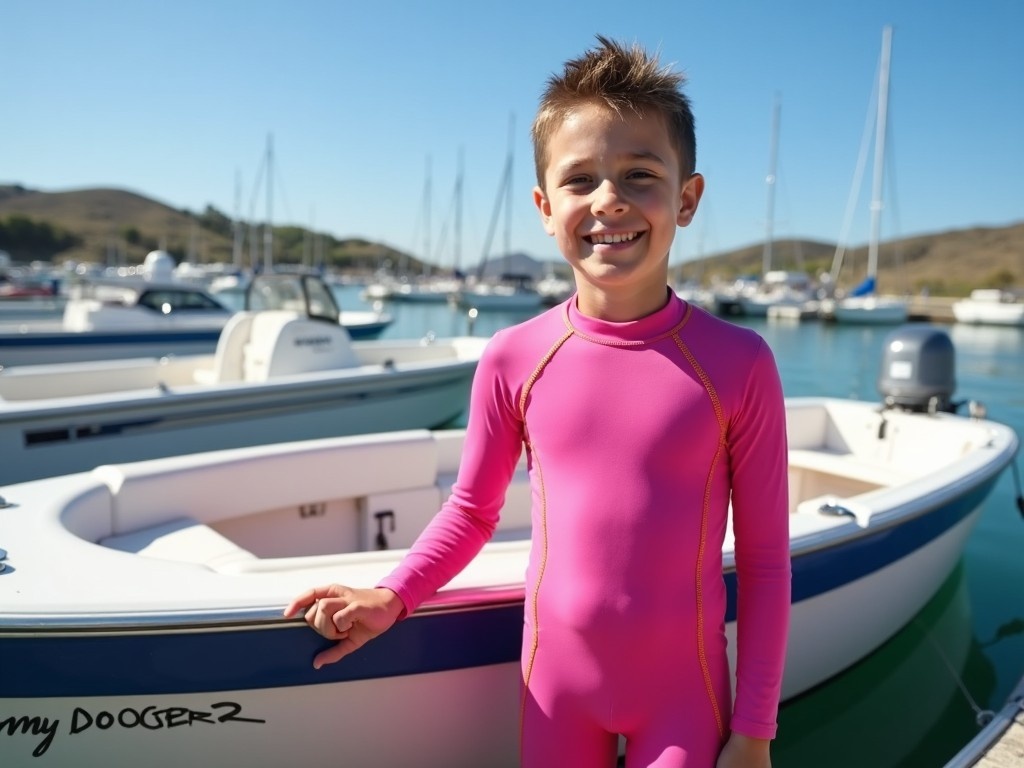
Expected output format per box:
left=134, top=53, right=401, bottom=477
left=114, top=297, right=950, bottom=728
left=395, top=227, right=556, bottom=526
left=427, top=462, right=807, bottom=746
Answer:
left=591, top=180, right=628, bottom=216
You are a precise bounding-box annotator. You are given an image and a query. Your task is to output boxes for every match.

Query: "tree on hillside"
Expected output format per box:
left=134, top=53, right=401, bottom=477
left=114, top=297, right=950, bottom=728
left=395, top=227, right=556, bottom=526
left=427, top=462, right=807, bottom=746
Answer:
left=0, top=215, right=81, bottom=259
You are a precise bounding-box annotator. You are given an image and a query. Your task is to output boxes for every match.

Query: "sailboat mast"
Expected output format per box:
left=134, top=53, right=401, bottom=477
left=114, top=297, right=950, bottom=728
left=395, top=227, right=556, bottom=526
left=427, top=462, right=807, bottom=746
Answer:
left=867, top=26, right=892, bottom=281
left=232, top=168, right=243, bottom=270
left=263, top=133, right=274, bottom=273
left=454, top=146, right=463, bottom=274
left=503, top=113, right=514, bottom=259
left=423, top=154, right=432, bottom=276
left=763, top=93, right=781, bottom=277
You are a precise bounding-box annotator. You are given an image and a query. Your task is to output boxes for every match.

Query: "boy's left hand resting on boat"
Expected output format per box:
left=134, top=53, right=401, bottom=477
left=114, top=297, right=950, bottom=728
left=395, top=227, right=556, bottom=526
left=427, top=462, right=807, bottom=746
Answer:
left=716, top=733, right=772, bottom=768
left=283, top=585, right=404, bottom=669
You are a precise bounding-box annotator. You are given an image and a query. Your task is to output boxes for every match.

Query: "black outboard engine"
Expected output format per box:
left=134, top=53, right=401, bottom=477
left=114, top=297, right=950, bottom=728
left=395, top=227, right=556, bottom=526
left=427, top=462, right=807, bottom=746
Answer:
left=877, top=325, right=956, bottom=413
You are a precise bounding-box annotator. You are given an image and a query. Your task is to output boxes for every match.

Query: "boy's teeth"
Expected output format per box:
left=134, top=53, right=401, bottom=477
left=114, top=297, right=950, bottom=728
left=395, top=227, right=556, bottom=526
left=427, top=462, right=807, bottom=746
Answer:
left=590, top=232, right=637, bottom=244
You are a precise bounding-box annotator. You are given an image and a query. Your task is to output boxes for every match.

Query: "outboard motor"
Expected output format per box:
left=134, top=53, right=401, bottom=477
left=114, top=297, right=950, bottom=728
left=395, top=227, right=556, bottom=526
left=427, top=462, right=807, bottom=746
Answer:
left=877, top=325, right=956, bottom=413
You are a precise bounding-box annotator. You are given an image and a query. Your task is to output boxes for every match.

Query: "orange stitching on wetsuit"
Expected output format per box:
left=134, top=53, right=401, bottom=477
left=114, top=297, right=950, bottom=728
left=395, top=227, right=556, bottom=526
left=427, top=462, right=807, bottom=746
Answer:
left=519, top=329, right=574, bottom=418
left=517, top=329, right=573, bottom=757
left=673, top=331, right=728, bottom=739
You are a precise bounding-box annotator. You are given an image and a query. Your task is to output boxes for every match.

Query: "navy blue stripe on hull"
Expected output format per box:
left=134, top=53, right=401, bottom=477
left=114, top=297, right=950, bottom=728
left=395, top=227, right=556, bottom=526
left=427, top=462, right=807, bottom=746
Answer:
left=0, top=474, right=998, bottom=698
left=1, top=604, right=524, bottom=699
left=724, top=474, right=997, bottom=621
left=0, top=330, right=221, bottom=348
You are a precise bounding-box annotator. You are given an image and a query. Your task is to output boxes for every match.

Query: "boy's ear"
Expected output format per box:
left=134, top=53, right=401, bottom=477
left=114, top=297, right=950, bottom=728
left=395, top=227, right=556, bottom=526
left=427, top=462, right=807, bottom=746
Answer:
left=533, top=186, right=556, bottom=235
left=677, top=173, right=705, bottom=227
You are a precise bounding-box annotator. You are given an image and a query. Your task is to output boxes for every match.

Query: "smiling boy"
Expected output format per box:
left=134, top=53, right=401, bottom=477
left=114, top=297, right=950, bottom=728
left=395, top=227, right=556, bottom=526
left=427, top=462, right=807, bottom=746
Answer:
left=286, top=36, right=791, bottom=768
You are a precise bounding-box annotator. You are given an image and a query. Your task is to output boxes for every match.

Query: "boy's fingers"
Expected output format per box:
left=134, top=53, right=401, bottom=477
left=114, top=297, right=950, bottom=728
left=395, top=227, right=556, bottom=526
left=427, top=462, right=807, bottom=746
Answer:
left=282, top=585, right=342, bottom=617
left=313, top=638, right=358, bottom=669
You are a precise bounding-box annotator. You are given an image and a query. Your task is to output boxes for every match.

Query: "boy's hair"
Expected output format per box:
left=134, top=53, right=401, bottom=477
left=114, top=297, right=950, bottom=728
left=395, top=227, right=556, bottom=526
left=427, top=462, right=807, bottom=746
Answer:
left=531, top=35, right=697, bottom=189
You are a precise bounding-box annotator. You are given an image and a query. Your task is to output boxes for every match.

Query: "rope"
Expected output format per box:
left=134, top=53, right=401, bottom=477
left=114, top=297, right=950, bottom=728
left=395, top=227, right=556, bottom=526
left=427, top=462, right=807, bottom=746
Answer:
left=911, top=615, right=995, bottom=726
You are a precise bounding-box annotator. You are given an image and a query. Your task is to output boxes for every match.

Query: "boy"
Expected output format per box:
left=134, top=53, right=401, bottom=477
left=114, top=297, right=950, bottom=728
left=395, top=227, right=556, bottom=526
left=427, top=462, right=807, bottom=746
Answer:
left=285, top=36, right=790, bottom=767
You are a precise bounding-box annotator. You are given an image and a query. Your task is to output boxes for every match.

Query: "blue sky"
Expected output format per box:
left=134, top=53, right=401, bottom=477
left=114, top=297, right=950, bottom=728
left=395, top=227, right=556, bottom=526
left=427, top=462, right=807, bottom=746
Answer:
left=4, top=0, right=1022, bottom=269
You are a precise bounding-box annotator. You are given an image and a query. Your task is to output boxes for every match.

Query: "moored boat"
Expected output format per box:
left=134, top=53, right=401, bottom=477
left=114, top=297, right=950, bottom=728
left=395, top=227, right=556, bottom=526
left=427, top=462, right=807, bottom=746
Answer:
left=0, top=271, right=393, bottom=367
left=0, top=327, right=1017, bottom=767
left=0, top=272, right=485, bottom=485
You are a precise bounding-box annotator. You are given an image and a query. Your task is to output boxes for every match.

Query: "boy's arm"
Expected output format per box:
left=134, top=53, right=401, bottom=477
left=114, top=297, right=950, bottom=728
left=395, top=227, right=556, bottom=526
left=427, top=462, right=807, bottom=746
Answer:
left=377, top=334, right=525, bottom=615
left=726, top=340, right=791, bottom=740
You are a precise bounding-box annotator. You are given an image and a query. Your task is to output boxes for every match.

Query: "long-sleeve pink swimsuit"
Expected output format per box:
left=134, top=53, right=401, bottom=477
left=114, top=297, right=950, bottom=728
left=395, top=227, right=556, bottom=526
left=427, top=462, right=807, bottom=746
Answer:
left=378, top=292, right=791, bottom=767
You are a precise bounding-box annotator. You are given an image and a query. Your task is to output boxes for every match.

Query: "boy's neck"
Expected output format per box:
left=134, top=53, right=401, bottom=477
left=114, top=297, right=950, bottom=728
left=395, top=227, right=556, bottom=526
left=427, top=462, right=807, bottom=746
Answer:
left=574, top=284, right=672, bottom=322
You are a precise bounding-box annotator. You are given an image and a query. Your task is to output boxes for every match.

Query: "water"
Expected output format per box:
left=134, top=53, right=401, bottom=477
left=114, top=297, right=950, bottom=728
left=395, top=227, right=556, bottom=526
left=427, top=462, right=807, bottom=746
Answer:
left=337, top=284, right=1024, bottom=767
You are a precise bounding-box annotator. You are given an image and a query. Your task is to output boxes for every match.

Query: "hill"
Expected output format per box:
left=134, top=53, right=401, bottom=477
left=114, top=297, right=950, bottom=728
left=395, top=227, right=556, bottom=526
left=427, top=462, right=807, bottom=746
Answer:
left=673, top=223, right=1024, bottom=296
left=0, top=184, right=1020, bottom=295
left=0, top=184, right=410, bottom=274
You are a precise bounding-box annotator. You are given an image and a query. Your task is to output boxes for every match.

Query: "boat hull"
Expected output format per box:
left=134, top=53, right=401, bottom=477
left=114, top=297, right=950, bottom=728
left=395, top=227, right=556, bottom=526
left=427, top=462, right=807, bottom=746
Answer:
left=0, top=366, right=476, bottom=484
left=0, top=399, right=1017, bottom=766
left=0, top=471, right=1003, bottom=766
left=0, top=319, right=391, bottom=367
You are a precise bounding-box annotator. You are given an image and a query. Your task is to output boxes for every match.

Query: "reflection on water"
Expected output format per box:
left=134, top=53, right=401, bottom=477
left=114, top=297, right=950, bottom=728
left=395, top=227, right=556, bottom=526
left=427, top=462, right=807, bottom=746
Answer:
left=949, top=323, right=1024, bottom=354
left=773, top=563, right=996, bottom=767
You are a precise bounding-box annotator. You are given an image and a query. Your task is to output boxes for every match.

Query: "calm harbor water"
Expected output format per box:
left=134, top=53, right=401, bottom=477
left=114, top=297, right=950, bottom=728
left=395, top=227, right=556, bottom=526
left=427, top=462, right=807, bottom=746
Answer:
left=337, top=284, right=1024, bottom=768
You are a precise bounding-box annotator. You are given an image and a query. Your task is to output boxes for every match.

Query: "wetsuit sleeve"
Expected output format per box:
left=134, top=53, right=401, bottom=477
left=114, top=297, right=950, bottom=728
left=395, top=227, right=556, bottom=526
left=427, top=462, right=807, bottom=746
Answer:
left=377, top=334, right=524, bottom=616
left=727, top=339, right=791, bottom=739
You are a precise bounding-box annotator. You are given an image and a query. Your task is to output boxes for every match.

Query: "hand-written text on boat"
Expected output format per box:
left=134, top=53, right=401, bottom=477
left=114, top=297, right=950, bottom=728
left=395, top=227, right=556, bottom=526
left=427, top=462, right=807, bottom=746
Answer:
left=1, top=701, right=266, bottom=758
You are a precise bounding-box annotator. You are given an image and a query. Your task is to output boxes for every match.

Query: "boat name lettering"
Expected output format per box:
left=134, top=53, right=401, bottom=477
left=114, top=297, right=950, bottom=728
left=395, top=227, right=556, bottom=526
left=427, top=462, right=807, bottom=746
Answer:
left=1, top=701, right=265, bottom=758
left=294, top=335, right=332, bottom=348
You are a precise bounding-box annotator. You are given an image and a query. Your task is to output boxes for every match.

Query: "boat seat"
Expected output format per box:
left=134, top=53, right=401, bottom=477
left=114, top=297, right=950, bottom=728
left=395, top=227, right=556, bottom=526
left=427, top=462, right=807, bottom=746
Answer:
left=193, top=311, right=255, bottom=384
left=100, top=516, right=257, bottom=569
left=787, top=448, right=908, bottom=487
left=242, top=311, right=360, bottom=382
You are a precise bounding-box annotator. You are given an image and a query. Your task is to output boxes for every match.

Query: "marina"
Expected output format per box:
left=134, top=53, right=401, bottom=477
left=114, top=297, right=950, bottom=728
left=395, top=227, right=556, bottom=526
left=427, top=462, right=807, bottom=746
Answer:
left=0, top=282, right=1020, bottom=766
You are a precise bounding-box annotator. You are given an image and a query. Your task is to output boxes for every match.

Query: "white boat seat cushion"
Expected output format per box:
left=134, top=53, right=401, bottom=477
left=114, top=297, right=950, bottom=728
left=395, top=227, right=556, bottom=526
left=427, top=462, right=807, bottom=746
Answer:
left=193, top=311, right=255, bottom=384
left=100, top=516, right=256, bottom=569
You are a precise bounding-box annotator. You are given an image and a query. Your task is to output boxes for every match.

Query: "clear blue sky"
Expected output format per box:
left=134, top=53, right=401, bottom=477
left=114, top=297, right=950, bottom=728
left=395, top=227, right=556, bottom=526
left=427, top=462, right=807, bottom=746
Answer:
left=4, top=0, right=1022, bottom=268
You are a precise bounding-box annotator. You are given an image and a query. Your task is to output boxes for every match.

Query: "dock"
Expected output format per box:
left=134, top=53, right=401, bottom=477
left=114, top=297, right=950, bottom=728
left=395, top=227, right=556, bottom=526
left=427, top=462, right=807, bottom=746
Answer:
left=943, top=674, right=1024, bottom=767
left=764, top=296, right=958, bottom=324
left=907, top=296, right=957, bottom=324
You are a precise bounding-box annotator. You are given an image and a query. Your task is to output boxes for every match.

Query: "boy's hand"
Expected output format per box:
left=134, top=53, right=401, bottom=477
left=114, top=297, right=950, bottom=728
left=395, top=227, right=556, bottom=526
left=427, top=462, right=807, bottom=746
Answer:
left=283, top=585, right=404, bottom=669
left=716, top=733, right=771, bottom=768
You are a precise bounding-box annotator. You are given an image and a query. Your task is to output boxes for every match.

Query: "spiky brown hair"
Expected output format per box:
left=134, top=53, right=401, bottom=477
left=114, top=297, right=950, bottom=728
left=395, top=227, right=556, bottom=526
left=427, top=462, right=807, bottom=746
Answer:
left=531, top=35, right=697, bottom=189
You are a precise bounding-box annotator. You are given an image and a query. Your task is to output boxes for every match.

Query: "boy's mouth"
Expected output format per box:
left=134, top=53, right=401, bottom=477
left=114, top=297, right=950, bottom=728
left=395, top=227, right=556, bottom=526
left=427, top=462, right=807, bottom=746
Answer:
left=585, top=231, right=640, bottom=245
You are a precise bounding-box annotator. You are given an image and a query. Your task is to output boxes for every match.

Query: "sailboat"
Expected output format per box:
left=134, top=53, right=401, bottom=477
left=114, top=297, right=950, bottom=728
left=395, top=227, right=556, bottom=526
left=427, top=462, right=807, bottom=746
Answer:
left=733, top=93, right=814, bottom=318
left=457, top=115, right=543, bottom=312
left=829, top=26, right=909, bottom=325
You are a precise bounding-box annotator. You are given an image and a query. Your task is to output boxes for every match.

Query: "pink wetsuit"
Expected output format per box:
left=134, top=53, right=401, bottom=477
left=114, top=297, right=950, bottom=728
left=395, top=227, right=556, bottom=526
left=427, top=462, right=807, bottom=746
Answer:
left=378, top=292, right=791, bottom=767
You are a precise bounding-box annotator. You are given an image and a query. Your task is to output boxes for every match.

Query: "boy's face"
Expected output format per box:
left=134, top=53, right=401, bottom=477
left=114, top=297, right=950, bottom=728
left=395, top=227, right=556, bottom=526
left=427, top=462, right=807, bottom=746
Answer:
left=533, top=103, right=702, bottom=305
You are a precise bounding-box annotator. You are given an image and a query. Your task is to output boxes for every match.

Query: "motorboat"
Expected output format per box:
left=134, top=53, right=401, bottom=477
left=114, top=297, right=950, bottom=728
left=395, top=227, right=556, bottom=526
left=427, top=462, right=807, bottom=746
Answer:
left=952, top=289, right=1024, bottom=328
left=456, top=274, right=543, bottom=312
left=0, top=271, right=394, bottom=367
left=0, top=271, right=486, bottom=485
left=0, top=326, right=1017, bottom=767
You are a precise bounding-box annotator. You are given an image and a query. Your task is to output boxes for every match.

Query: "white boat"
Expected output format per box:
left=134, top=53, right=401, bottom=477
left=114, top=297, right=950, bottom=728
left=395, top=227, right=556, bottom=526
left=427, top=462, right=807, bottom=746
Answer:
left=0, top=328, right=1017, bottom=767
left=0, top=272, right=394, bottom=366
left=0, top=275, right=486, bottom=485
left=738, top=271, right=816, bottom=318
left=456, top=275, right=544, bottom=312
left=830, top=290, right=911, bottom=325
left=388, top=277, right=462, bottom=304
left=830, top=27, right=909, bottom=325
left=952, top=288, right=1024, bottom=327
